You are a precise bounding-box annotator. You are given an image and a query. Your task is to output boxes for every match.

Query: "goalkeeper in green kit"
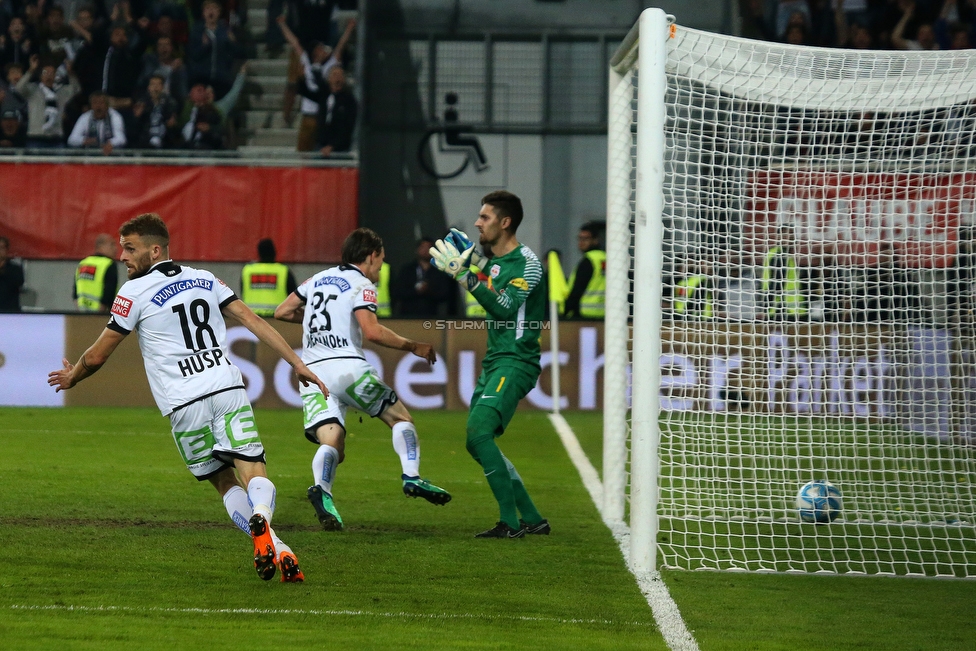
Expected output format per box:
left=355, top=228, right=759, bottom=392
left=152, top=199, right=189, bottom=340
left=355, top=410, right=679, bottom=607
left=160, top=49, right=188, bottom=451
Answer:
left=432, top=190, right=550, bottom=539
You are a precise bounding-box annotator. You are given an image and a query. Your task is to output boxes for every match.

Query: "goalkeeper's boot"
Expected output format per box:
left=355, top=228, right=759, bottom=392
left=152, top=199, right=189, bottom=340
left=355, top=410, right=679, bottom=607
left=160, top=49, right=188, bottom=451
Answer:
left=307, top=485, right=344, bottom=531
left=249, top=513, right=277, bottom=581
left=475, top=522, right=525, bottom=539
left=277, top=550, right=305, bottom=583
left=519, top=519, right=551, bottom=535
left=402, top=475, right=452, bottom=505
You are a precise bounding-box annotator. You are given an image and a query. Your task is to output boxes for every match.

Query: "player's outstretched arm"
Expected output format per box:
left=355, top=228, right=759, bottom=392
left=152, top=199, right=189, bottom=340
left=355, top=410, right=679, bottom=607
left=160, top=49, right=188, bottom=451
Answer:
left=274, top=291, right=305, bottom=323
left=355, top=308, right=436, bottom=364
left=222, top=298, right=330, bottom=396
left=47, top=327, right=126, bottom=391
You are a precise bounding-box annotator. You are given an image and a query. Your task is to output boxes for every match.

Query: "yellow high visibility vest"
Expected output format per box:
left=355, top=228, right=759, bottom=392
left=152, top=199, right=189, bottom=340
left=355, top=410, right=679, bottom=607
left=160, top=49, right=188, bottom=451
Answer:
left=761, top=246, right=807, bottom=317
left=547, top=250, right=569, bottom=315
left=377, top=262, right=391, bottom=317
left=673, top=274, right=713, bottom=319
left=465, top=264, right=487, bottom=317
left=241, top=262, right=290, bottom=316
left=568, top=250, right=606, bottom=318
left=75, top=255, right=115, bottom=311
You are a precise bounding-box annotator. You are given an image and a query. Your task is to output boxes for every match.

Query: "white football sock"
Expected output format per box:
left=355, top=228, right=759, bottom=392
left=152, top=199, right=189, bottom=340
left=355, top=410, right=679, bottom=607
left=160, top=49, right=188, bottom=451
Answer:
left=247, top=476, right=276, bottom=523
left=392, top=421, right=421, bottom=477
left=312, top=444, right=340, bottom=495
left=222, top=485, right=252, bottom=536
left=270, top=528, right=292, bottom=559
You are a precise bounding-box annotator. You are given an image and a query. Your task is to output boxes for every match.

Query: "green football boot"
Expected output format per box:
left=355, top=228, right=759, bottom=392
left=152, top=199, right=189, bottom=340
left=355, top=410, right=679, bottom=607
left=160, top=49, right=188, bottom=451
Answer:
left=402, top=475, right=452, bottom=505
left=307, top=485, right=344, bottom=531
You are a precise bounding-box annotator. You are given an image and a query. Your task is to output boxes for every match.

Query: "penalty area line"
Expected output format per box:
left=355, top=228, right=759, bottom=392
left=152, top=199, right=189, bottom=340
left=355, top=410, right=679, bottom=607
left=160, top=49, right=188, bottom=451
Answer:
left=7, top=604, right=650, bottom=627
left=548, top=413, right=700, bottom=651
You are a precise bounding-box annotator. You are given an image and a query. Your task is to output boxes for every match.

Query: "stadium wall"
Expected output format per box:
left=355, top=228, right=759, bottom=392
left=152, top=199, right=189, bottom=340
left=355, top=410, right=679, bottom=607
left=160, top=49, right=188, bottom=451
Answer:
left=0, top=161, right=359, bottom=263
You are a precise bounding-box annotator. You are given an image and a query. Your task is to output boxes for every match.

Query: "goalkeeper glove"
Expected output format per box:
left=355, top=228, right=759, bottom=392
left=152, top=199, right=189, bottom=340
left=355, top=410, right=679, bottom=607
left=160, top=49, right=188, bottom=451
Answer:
left=446, top=228, right=488, bottom=269
left=431, top=237, right=474, bottom=280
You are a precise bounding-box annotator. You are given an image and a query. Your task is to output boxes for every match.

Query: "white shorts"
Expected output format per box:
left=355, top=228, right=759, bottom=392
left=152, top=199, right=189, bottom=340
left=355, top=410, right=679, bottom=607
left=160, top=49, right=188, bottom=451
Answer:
left=168, top=388, right=266, bottom=480
left=300, top=357, right=398, bottom=442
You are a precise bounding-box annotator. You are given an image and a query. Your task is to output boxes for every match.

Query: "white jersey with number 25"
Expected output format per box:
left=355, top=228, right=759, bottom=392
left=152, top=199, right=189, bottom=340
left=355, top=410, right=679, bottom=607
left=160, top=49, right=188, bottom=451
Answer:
left=107, top=260, right=244, bottom=416
left=295, top=264, right=378, bottom=365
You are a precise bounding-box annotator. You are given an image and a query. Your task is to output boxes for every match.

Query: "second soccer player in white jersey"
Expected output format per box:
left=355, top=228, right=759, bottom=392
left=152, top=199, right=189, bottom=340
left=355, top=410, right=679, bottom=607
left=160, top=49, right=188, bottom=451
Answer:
left=274, top=227, right=451, bottom=530
left=48, top=213, right=329, bottom=582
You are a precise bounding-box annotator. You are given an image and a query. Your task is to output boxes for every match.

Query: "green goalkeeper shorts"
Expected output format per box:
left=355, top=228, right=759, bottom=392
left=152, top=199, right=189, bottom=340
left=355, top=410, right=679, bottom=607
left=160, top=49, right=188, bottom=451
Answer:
left=468, top=365, right=539, bottom=433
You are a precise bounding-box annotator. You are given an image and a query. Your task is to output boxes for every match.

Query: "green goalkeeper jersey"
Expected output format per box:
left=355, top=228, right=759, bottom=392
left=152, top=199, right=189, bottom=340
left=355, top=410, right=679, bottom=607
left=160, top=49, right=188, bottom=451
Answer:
left=470, top=243, right=545, bottom=374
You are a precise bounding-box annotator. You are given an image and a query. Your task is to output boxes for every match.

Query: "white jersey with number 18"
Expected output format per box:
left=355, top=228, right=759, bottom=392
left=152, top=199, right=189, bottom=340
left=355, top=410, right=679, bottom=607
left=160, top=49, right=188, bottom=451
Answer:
left=107, top=260, right=245, bottom=416
left=295, top=264, right=377, bottom=364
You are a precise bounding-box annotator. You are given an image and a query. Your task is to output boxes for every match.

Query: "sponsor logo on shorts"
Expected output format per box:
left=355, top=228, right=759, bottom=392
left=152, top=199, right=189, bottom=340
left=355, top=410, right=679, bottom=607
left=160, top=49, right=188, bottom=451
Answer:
left=363, top=288, right=377, bottom=303
left=112, top=295, right=133, bottom=317
left=150, top=278, right=214, bottom=306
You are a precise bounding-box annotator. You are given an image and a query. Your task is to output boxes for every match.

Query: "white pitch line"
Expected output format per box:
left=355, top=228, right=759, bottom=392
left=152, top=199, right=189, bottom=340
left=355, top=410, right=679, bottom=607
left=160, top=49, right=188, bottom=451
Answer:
left=8, top=604, right=650, bottom=627
left=548, top=413, right=700, bottom=651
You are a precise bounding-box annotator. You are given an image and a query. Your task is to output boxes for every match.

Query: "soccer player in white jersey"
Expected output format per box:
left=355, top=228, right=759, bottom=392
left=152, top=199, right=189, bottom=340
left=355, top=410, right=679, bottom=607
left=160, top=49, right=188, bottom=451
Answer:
left=274, top=227, right=451, bottom=530
left=48, top=213, right=328, bottom=583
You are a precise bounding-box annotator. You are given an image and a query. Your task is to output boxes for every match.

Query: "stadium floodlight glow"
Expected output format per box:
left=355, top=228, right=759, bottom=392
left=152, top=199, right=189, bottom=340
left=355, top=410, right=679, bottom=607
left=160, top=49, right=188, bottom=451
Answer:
left=606, top=8, right=976, bottom=577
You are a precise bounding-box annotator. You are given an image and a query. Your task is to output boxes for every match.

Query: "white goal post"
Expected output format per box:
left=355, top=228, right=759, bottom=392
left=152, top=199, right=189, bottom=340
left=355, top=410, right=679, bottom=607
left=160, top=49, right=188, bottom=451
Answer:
left=606, top=8, right=976, bottom=577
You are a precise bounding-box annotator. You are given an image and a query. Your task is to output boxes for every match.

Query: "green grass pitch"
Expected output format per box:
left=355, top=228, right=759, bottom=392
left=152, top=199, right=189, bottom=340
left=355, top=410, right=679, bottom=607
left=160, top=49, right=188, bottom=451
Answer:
left=2, top=406, right=975, bottom=650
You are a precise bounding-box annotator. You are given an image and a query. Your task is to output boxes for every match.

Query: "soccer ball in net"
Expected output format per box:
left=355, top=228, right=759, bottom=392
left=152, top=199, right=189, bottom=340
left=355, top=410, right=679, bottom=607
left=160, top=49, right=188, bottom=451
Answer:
left=796, top=480, right=842, bottom=524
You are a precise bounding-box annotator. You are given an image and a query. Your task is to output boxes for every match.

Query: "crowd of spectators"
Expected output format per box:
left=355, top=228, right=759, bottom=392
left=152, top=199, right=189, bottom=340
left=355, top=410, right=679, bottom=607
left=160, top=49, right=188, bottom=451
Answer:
left=742, top=0, right=976, bottom=51
left=0, top=0, right=251, bottom=152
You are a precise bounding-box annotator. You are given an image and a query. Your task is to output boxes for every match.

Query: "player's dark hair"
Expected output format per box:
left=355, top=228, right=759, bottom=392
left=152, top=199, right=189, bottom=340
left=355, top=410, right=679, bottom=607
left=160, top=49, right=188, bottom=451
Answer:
left=580, top=220, right=606, bottom=242
left=119, top=213, right=170, bottom=247
left=0, top=235, right=9, bottom=247
left=341, top=228, right=384, bottom=265
left=257, top=238, right=276, bottom=262
left=482, top=190, right=523, bottom=234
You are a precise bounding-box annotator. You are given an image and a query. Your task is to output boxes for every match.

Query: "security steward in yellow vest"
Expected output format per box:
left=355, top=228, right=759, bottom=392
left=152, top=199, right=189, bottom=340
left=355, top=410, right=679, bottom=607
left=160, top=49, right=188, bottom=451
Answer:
left=241, top=239, right=298, bottom=317
left=376, top=262, right=392, bottom=317
left=74, top=233, right=119, bottom=312
left=564, top=220, right=606, bottom=319
left=761, top=244, right=807, bottom=320
left=673, top=273, right=714, bottom=319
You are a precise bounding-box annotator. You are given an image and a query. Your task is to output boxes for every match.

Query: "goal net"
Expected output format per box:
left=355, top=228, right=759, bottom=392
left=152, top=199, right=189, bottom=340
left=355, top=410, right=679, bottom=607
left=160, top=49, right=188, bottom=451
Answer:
left=605, top=9, right=976, bottom=578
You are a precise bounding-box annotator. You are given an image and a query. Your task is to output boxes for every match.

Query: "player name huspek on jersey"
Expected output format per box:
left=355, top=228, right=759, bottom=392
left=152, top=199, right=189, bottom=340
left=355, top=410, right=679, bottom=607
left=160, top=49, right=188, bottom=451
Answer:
left=296, top=264, right=377, bottom=364
left=106, top=261, right=244, bottom=416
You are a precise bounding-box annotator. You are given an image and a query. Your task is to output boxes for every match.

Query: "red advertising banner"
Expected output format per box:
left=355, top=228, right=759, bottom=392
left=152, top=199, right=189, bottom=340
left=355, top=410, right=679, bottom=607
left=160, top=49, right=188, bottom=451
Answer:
left=0, top=162, right=359, bottom=262
left=747, top=171, right=975, bottom=268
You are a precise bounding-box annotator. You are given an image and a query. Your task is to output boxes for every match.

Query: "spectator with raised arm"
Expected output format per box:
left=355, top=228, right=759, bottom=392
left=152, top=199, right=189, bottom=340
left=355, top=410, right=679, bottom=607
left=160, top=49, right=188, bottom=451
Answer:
left=186, top=0, right=240, bottom=99
left=0, top=17, right=34, bottom=70
left=276, top=13, right=353, bottom=151
left=137, top=34, right=186, bottom=104
left=2, top=62, right=29, bottom=120
left=67, top=89, right=126, bottom=152
left=282, top=0, right=337, bottom=126
left=296, top=63, right=355, bottom=156
left=15, top=53, right=80, bottom=147
left=892, top=1, right=939, bottom=50
left=68, top=6, right=109, bottom=96
left=102, top=23, right=147, bottom=110
left=38, top=6, right=74, bottom=68
left=131, top=72, right=178, bottom=147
